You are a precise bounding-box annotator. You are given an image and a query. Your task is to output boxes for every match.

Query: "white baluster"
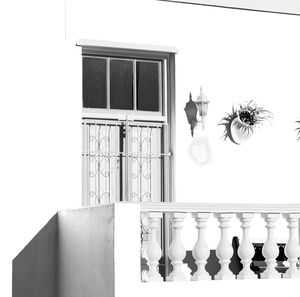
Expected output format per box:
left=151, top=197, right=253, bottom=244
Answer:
left=283, top=213, right=300, bottom=278
left=145, top=212, right=163, bottom=282
left=191, top=213, right=211, bottom=280
left=215, top=213, right=235, bottom=280
left=141, top=214, right=149, bottom=282
left=261, top=213, right=281, bottom=279
left=166, top=212, right=187, bottom=281
left=237, top=213, right=256, bottom=279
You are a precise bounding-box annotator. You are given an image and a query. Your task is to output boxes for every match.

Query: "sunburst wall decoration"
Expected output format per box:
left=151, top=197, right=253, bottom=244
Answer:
left=219, top=100, right=272, bottom=145
left=296, top=120, right=300, bottom=141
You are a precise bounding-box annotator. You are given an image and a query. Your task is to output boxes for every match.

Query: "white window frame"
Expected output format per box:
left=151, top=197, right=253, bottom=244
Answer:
left=79, top=40, right=177, bottom=206
left=82, top=56, right=164, bottom=117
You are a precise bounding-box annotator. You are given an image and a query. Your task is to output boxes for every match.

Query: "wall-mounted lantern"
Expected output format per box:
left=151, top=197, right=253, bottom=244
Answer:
left=184, top=87, right=210, bottom=136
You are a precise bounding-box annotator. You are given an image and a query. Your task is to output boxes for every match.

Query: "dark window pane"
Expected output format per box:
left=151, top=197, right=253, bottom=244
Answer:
left=137, top=62, right=160, bottom=112
left=110, top=60, right=133, bottom=110
left=83, top=57, right=107, bottom=108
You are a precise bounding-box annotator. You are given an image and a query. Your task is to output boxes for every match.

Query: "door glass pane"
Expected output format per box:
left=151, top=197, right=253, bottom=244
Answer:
left=83, top=121, right=121, bottom=204
left=82, top=120, right=163, bottom=205
left=83, top=57, right=107, bottom=108
left=137, top=61, right=160, bottom=112
left=127, top=124, right=162, bottom=202
left=110, top=60, right=133, bottom=110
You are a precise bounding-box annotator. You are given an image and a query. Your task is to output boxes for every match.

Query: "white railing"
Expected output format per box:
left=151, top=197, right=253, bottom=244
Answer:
left=140, top=203, right=300, bottom=282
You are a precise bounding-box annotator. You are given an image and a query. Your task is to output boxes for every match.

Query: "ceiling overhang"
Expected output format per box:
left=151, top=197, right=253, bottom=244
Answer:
left=158, top=0, right=300, bottom=16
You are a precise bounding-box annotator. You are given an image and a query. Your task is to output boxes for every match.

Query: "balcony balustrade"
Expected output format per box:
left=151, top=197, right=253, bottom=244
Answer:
left=140, top=203, right=300, bottom=282
left=13, top=202, right=300, bottom=297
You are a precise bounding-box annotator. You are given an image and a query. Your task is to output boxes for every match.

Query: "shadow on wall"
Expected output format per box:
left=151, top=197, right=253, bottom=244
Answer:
left=183, top=236, right=240, bottom=279
left=188, top=135, right=212, bottom=166
left=182, top=236, right=288, bottom=279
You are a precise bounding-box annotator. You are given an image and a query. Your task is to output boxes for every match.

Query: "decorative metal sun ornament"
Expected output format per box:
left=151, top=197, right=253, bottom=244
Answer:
left=218, top=106, right=239, bottom=145
left=219, top=100, right=272, bottom=145
left=296, top=121, right=300, bottom=141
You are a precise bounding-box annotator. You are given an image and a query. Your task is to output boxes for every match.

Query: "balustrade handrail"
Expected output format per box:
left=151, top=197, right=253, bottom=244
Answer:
left=140, top=202, right=300, bottom=213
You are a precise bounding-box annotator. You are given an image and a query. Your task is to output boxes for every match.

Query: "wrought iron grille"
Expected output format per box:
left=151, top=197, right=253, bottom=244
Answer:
left=82, top=119, right=166, bottom=205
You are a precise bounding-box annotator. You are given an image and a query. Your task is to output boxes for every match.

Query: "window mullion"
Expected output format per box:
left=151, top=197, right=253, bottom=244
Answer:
left=163, top=59, right=168, bottom=117
left=133, top=60, right=137, bottom=111
left=107, top=58, right=110, bottom=109
left=158, top=61, right=163, bottom=114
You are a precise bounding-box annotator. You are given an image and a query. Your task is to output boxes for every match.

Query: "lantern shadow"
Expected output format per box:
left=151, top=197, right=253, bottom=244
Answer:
left=188, top=135, right=212, bottom=166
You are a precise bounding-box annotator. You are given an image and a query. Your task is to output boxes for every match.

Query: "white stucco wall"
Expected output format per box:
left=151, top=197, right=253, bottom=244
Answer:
left=2, top=0, right=300, bottom=296
left=67, top=0, right=300, bottom=205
